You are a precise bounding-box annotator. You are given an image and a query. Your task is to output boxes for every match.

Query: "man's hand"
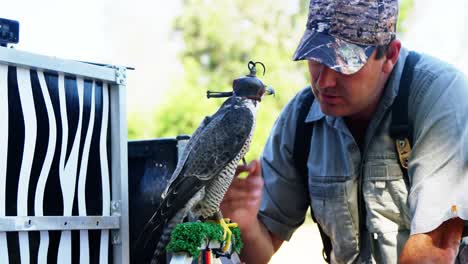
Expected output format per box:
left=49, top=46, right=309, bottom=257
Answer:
left=221, top=160, right=283, bottom=263
left=400, top=217, right=464, bottom=263
left=220, top=160, right=263, bottom=234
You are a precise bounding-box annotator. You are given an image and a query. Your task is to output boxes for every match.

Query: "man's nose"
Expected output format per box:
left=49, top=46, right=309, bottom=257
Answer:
left=316, top=66, right=337, bottom=89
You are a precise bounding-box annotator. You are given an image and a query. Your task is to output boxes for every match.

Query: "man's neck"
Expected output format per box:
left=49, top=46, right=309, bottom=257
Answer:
left=344, top=117, right=369, bottom=150
left=343, top=75, right=388, bottom=139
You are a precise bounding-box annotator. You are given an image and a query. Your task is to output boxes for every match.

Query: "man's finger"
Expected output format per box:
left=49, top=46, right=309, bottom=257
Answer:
left=248, top=160, right=261, bottom=177
left=235, top=165, right=249, bottom=175
left=230, top=174, right=263, bottom=189
left=221, top=200, right=258, bottom=210
left=222, top=188, right=262, bottom=202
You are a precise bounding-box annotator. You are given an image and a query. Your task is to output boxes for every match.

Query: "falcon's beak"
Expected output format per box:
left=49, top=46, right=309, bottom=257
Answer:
left=265, top=86, right=275, bottom=96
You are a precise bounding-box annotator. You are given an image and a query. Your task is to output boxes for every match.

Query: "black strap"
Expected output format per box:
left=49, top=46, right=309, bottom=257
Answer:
left=293, top=87, right=315, bottom=179
left=390, top=51, right=420, bottom=143
left=390, top=51, right=421, bottom=185
left=293, top=87, right=332, bottom=263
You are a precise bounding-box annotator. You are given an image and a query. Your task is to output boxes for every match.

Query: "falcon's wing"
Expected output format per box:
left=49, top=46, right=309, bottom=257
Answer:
left=135, top=100, right=254, bottom=253
left=162, top=115, right=212, bottom=196
left=178, top=103, right=254, bottom=181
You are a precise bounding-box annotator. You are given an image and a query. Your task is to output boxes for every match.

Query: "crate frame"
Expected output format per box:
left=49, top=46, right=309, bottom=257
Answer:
left=0, top=47, right=130, bottom=264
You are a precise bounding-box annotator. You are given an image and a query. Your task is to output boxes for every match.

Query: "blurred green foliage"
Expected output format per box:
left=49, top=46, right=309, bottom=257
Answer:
left=129, top=0, right=414, bottom=161
left=398, top=0, right=415, bottom=33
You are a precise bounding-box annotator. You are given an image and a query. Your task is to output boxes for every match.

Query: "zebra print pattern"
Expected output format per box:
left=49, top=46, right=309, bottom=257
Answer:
left=0, top=64, right=112, bottom=263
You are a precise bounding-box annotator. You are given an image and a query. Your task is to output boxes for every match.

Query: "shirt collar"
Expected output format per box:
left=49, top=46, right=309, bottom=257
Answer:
left=305, top=97, right=325, bottom=123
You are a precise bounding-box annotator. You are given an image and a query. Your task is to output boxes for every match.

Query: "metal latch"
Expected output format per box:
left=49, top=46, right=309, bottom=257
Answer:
left=111, top=200, right=122, bottom=245
left=114, top=66, right=127, bottom=85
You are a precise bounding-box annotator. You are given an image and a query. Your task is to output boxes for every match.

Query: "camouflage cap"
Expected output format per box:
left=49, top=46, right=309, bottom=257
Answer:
left=293, top=0, right=398, bottom=74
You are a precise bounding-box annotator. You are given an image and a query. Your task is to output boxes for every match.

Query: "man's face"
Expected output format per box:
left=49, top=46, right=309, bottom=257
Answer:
left=308, top=51, right=388, bottom=120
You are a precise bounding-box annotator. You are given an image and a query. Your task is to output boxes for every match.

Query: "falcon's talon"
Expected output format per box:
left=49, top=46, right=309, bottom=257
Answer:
left=219, top=218, right=238, bottom=252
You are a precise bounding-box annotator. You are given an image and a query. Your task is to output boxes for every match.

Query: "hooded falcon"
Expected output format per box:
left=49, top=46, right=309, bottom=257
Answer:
left=134, top=61, right=275, bottom=264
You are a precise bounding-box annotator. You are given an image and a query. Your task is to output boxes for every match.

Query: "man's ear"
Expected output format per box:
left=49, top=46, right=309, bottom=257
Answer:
left=382, top=39, right=401, bottom=74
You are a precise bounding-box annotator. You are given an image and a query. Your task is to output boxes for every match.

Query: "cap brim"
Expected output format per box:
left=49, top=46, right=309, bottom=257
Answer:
left=293, top=30, right=376, bottom=75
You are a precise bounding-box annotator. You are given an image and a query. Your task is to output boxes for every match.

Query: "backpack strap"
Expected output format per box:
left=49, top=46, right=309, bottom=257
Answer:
left=390, top=51, right=421, bottom=185
left=293, top=87, right=332, bottom=263
left=293, top=88, right=315, bottom=183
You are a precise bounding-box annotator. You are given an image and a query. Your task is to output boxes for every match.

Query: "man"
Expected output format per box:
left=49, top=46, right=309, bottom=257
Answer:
left=220, top=0, right=468, bottom=263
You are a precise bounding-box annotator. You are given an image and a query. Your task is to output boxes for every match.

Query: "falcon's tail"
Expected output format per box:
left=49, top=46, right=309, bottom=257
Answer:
left=135, top=180, right=205, bottom=263
left=133, top=209, right=185, bottom=264
left=150, top=211, right=186, bottom=264
left=133, top=211, right=165, bottom=263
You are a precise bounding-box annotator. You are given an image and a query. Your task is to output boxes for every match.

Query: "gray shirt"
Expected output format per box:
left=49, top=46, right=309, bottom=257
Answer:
left=259, top=47, right=468, bottom=263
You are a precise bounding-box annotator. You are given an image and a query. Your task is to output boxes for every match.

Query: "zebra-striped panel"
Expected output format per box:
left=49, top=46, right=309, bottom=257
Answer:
left=0, top=64, right=112, bottom=263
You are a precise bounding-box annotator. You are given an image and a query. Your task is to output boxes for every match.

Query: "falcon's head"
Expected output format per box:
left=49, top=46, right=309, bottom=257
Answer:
left=232, top=76, right=275, bottom=102
left=207, top=61, right=275, bottom=99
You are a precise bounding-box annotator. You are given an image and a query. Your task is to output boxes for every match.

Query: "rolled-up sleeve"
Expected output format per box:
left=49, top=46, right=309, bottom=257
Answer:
left=408, top=69, right=468, bottom=235
left=258, top=92, right=311, bottom=241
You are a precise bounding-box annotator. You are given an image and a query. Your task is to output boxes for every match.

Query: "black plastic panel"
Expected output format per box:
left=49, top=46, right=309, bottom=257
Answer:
left=128, top=138, right=179, bottom=263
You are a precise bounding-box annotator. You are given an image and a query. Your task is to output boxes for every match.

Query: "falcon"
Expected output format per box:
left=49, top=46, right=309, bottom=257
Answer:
left=134, top=62, right=275, bottom=264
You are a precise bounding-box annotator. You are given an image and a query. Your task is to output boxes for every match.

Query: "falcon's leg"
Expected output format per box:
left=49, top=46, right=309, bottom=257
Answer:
left=214, top=211, right=238, bottom=252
